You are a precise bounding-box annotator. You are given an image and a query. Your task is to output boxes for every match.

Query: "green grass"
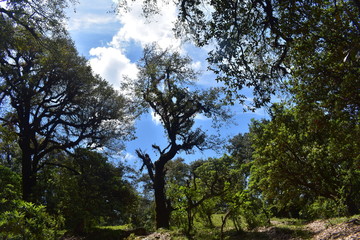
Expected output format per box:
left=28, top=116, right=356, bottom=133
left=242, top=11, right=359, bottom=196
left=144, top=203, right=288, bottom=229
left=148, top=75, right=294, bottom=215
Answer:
left=212, top=214, right=235, bottom=228
left=324, top=214, right=360, bottom=226
left=270, top=218, right=314, bottom=239
left=85, top=224, right=146, bottom=240
left=96, top=224, right=132, bottom=231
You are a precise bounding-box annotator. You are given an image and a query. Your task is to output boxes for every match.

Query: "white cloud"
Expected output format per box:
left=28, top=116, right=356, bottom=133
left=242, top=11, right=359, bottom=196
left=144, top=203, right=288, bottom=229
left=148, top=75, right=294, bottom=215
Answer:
left=123, top=151, right=137, bottom=162
left=67, top=14, right=117, bottom=32
left=150, top=109, right=162, bottom=125
left=88, top=46, right=138, bottom=90
left=111, top=1, right=181, bottom=50
left=191, top=61, right=202, bottom=71
left=195, top=113, right=211, bottom=121
left=84, top=0, right=182, bottom=98
left=70, top=0, right=220, bottom=127
left=66, top=0, right=120, bottom=33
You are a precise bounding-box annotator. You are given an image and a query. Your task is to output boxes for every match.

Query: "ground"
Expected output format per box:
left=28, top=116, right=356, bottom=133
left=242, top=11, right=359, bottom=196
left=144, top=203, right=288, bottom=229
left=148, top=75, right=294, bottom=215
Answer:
left=131, top=217, right=360, bottom=240
left=312, top=219, right=360, bottom=240
left=61, top=216, right=360, bottom=239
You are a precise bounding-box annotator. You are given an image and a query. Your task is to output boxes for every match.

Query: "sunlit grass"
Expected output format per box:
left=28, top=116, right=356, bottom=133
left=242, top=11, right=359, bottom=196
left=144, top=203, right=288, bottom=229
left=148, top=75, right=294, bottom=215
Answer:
left=269, top=218, right=314, bottom=239
left=320, top=214, right=360, bottom=228
left=96, top=224, right=132, bottom=230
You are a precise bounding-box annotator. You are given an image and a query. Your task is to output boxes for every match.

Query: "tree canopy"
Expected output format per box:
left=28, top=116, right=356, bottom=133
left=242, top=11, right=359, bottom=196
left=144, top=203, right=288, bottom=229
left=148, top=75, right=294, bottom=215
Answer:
left=250, top=103, right=360, bottom=217
left=117, top=0, right=360, bottom=109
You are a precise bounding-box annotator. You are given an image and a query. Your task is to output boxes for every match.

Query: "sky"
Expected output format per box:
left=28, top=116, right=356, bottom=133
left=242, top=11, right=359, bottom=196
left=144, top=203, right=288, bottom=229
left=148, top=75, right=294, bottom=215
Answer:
left=65, top=0, right=269, bottom=168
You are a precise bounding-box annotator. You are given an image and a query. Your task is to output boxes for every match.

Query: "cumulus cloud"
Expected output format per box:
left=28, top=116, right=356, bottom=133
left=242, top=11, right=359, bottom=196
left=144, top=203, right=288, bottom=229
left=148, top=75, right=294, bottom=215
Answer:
left=70, top=0, right=219, bottom=127
left=85, top=0, right=182, bottom=95
left=88, top=47, right=138, bottom=90
left=111, top=1, right=181, bottom=50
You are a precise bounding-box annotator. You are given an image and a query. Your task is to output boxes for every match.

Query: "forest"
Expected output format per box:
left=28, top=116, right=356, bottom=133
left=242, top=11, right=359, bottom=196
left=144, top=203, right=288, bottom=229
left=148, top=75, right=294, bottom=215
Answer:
left=0, top=0, right=359, bottom=239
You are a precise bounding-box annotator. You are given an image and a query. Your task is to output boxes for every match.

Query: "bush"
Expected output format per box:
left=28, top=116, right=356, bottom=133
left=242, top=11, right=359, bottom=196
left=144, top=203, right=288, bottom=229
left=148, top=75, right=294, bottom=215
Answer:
left=0, top=166, right=62, bottom=239
left=300, top=197, right=347, bottom=220
left=0, top=200, right=63, bottom=240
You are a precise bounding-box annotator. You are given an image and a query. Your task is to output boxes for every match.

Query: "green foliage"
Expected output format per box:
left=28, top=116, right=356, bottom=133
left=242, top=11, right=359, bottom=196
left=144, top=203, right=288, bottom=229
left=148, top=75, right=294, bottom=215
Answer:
left=0, top=200, right=62, bottom=240
left=299, top=192, right=355, bottom=220
left=229, top=191, right=270, bottom=231
left=132, top=44, right=232, bottom=153
left=0, top=165, right=21, bottom=208
left=37, top=149, right=139, bottom=233
left=167, top=155, right=269, bottom=234
left=0, top=166, right=62, bottom=239
left=0, top=0, right=71, bottom=36
left=119, top=0, right=359, bottom=111
left=0, top=125, right=21, bottom=171
left=250, top=103, right=360, bottom=217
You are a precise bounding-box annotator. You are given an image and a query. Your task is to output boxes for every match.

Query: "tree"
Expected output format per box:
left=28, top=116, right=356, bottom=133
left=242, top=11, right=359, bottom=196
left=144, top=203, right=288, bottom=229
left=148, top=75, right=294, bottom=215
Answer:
left=0, top=124, right=21, bottom=172
left=36, top=149, right=139, bottom=233
left=227, top=133, right=252, bottom=162
left=167, top=158, right=226, bottom=233
left=0, top=0, right=71, bottom=38
left=130, top=45, right=231, bottom=229
left=226, top=133, right=253, bottom=180
left=249, top=103, right=360, bottom=217
left=0, top=28, right=134, bottom=202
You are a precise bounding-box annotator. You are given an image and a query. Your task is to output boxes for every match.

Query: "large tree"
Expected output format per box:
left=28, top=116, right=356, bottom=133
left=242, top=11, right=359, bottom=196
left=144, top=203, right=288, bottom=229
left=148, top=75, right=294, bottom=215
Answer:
left=130, top=45, right=231, bottom=229
left=0, top=27, right=134, bottom=201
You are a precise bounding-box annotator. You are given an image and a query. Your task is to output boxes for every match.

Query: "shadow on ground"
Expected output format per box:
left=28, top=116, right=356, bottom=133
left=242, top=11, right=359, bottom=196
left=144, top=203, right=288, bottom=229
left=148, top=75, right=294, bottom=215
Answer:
left=225, top=226, right=313, bottom=240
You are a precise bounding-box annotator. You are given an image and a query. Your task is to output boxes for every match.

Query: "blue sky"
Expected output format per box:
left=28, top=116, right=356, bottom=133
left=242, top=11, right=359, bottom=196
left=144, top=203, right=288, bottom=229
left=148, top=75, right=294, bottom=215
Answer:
left=65, top=0, right=269, bottom=168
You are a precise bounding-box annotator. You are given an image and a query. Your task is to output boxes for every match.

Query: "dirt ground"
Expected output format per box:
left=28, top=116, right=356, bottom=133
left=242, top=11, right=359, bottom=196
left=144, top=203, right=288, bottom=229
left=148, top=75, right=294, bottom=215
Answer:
left=61, top=218, right=360, bottom=239
left=138, top=218, right=360, bottom=240
left=312, top=219, right=360, bottom=240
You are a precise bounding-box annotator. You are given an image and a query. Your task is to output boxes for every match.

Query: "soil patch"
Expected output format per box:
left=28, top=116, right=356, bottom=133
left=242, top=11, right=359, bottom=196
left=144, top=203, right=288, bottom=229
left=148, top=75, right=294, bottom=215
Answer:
left=313, top=219, right=360, bottom=240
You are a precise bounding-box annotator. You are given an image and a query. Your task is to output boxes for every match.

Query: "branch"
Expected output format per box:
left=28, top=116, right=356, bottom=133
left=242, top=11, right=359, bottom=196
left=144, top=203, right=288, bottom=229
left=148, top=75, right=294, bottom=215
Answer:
left=136, top=149, right=155, bottom=182
left=37, top=161, right=80, bottom=175
left=152, top=144, right=163, bottom=154
left=0, top=8, right=40, bottom=40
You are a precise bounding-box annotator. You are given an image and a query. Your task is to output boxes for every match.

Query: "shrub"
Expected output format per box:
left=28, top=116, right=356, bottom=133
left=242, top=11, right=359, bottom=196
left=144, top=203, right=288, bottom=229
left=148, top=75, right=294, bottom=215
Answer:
left=300, top=197, right=347, bottom=219
left=0, top=200, right=62, bottom=240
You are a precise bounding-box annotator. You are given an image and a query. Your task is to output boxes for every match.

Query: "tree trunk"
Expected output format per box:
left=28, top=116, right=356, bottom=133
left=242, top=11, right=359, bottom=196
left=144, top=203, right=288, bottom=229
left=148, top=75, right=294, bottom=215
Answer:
left=220, top=210, right=232, bottom=240
left=186, top=201, right=193, bottom=234
left=154, top=162, right=171, bottom=229
left=19, top=98, right=37, bottom=202
left=21, top=150, right=36, bottom=202
left=346, top=195, right=359, bottom=215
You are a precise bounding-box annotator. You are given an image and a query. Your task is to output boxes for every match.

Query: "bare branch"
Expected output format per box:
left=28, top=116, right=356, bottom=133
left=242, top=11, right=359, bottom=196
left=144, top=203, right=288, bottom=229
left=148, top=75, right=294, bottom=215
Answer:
left=136, top=149, right=155, bottom=182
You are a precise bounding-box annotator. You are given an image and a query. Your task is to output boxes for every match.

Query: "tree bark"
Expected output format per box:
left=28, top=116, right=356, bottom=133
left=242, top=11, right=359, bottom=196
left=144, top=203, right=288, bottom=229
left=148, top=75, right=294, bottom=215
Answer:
left=154, top=161, right=171, bottom=229
left=19, top=104, right=37, bottom=202
left=21, top=147, right=36, bottom=202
